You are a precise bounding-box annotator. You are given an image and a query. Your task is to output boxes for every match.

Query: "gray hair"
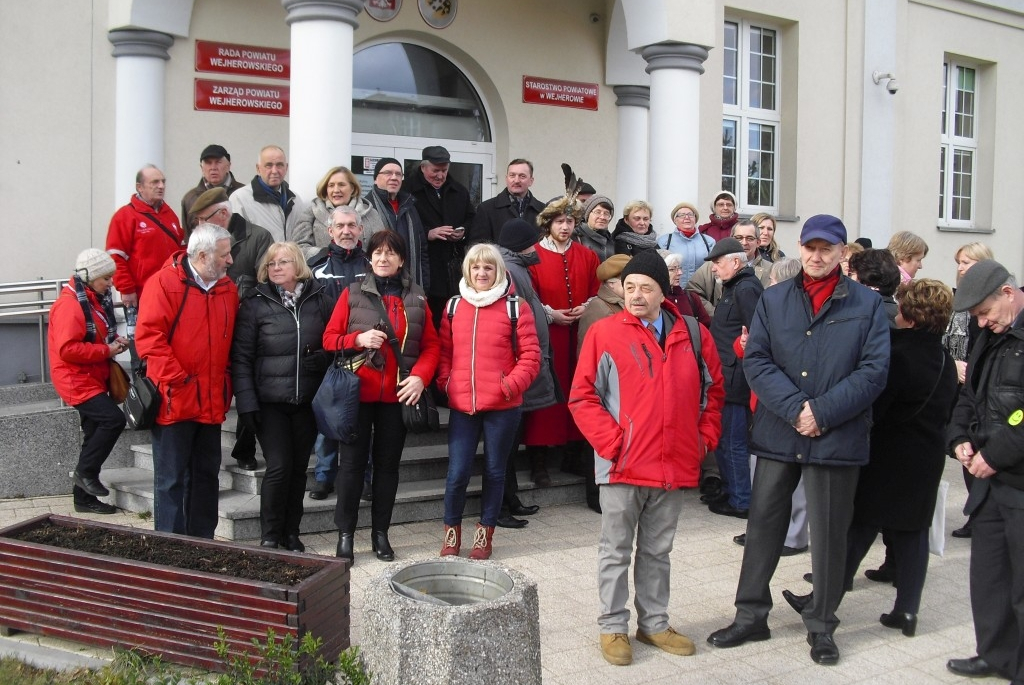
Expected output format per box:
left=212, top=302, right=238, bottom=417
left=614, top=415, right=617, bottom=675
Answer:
left=663, top=252, right=683, bottom=268
left=721, top=252, right=747, bottom=264
left=188, top=223, right=231, bottom=258
left=135, top=164, right=160, bottom=184
left=770, top=257, right=802, bottom=282
left=331, top=205, right=361, bottom=225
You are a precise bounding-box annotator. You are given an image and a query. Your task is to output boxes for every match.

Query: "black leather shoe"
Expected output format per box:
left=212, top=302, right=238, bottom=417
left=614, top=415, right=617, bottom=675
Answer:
left=234, top=456, right=258, bottom=471
left=781, top=544, right=809, bottom=556
left=879, top=611, right=917, bottom=637
left=496, top=515, right=528, bottom=529
left=782, top=589, right=812, bottom=615
left=309, top=481, right=334, bottom=500
left=284, top=535, right=305, bottom=553
left=700, top=490, right=728, bottom=505
left=74, top=499, right=117, bottom=515
left=73, top=472, right=109, bottom=498
left=699, top=475, right=722, bottom=495
left=803, top=572, right=813, bottom=584
left=865, top=565, right=895, bottom=584
left=807, top=632, right=839, bottom=665
left=951, top=524, right=972, bottom=538
left=336, top=533, right=354, bottom=562
left=260, top=539, right=279, bottom=549
left=733, top=533, right=746, bottom=546
left=371, top=530, right=395, bottom=561
left=709, top=501, right=749, bottom=519
left=707, top=622, right=771, bottom=648
left=510, top=503, right=540, bottom=516
left=946, top=656, right=998, bottom=678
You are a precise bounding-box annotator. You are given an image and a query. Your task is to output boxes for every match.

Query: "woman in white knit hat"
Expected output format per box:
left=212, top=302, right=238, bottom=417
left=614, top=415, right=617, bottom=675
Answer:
left=47, top=248, right=130, bottom=513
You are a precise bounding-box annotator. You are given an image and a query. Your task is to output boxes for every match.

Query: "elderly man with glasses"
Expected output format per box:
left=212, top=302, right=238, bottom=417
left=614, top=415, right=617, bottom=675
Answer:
left=364, top=157, right=430, bottom=289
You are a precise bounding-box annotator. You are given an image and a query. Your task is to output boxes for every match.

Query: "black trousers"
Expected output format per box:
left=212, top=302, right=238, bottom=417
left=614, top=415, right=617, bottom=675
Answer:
left=334, top=402, right=407, bottom=534
left=74, top=393, right=126, bottom=480
left=501, top=416, right=527, bottom=511
left=735, top=459, right=859, bottom=634
left=257, top=402, right=318, bottom=542
left=970, top=484, right=1024, bottom=684
left=845, top=523, right=929, bottom=613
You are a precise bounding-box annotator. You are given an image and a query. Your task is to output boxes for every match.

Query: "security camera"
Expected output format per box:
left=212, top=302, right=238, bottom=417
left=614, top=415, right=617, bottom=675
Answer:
left=872, top=71, right=899, bottom=95
left=589, top=13, right=600, bottom=23
left=885, top=78, right=899, bottom=94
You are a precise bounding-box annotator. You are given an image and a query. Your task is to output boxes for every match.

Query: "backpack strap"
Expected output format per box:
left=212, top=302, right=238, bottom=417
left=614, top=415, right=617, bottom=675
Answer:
left=681, top=314, right=711, bottom=413
left=506, top=295, right=519, bottom=357
left=446, top=296, right=461, bottom=323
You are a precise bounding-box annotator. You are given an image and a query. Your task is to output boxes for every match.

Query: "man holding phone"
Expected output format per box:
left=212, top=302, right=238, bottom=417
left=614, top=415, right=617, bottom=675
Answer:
left=403, top=145, right=476, bottom=328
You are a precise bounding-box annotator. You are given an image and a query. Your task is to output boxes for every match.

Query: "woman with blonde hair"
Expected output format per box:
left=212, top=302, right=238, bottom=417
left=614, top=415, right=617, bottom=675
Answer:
left=887, top=231, right=929, bottom=283
left=612, top=200, right=659, bottom=257
left=438, top=243, right=541, bottom=559
left=232, top=241, right=333, bottom=552
left=293, top=165, right=385, bottom=256
left=751, top=212, right=783, bottom=262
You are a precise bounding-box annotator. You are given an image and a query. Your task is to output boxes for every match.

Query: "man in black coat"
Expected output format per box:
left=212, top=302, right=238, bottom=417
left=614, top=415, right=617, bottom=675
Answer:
left=468, top=159, right=545, bottom=245
left=705, top=238, right=763, bottom=519
left=403, top=146, right=475, bottom=327
left=364, top=157, right=430, bottom=290
left=946, top=260, right=1024, bottom=684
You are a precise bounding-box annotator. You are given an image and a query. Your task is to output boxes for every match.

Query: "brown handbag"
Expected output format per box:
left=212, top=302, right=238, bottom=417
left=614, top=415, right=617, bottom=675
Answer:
left=108, top=360, right=130, bottom=404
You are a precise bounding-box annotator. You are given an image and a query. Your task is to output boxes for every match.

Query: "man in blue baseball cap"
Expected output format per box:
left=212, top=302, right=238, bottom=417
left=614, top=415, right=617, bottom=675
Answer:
left=708, top=214, right=891, bottom=666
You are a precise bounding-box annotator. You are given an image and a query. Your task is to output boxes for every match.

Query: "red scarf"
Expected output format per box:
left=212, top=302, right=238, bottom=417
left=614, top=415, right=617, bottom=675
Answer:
left=802, top=267, right=841, bottom=316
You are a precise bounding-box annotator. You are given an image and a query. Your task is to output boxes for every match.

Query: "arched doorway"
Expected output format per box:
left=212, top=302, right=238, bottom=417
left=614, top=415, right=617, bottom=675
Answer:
left=350, top=42, right=495, bottom=204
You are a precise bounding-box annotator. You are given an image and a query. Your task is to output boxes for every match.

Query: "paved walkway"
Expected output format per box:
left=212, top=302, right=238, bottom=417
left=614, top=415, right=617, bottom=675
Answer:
left=0, top=460, right=979, bottom=684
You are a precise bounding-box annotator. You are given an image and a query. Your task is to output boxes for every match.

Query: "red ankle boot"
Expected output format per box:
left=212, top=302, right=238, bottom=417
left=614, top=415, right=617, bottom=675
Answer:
left=441, top=524, right=461, bottom=556
left=469, top=523, right=495, bottom=560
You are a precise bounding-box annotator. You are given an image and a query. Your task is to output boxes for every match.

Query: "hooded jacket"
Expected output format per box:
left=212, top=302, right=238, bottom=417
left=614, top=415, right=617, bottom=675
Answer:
left=135, top=252, right=239, bottom=425
left=570, top=300, right=725, bottom=489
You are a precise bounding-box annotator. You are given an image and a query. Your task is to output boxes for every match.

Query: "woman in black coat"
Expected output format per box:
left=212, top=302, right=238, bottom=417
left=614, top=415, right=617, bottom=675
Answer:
left=232, top=241, right=332, bottom=552
left=845, top=279, right=958, bottom=635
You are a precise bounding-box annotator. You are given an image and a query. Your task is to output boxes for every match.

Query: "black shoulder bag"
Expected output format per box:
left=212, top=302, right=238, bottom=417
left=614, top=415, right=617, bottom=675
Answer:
left=369, top=294, right=439, bottom=433
left=124, top=283, right=189, bottom=430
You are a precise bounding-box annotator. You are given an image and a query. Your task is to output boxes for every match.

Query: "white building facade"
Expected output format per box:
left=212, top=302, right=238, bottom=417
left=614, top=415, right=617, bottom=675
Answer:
left=2, top=0, right=1022, bottom=286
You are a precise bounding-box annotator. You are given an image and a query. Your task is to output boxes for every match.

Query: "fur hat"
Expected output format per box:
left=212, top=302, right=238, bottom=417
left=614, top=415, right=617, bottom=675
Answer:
left=75, top=248, right=116, bottom=281
left=498, top=218, right=538, bottom=252
left=620, top=250, right=671, bottom=296
left=188, top=187, right=229, bottom=224
left=373, top=157, right=402, bottom=179
left=536, top=196, right=583, bottom=230
left=596, top=254, right=631, bottom=282
left=954, top=259, right=1010, bottom=312
left=582, top=194, right=614, bottom=223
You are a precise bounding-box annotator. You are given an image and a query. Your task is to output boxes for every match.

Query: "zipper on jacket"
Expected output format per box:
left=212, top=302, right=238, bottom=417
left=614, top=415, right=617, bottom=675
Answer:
left=470, top=307, right=479, bottom=413
left=640, top=344, right=654, bottom=377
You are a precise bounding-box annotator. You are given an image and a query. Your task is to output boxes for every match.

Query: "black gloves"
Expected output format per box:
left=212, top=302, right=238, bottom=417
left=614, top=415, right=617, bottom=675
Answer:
left=302, top=348, right=331, bottom=375
left=238, top=411, right=261, bottom=434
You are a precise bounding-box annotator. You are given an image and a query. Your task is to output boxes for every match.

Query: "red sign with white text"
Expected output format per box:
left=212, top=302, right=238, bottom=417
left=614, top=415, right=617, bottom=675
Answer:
left=194, top=79, right=290, bottom=117
left=522, top=76, right=599, bottom=111
left=195, top=40, right=290, bottom=80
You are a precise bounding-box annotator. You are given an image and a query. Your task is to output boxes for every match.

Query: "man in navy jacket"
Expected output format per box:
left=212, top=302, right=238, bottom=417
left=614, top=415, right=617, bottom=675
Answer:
left=708, top=215, right=890, bottom=666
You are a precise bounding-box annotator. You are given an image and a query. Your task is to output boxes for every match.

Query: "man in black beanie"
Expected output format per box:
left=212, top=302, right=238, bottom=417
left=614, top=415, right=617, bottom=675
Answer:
left=570, top=247, right=725, bottom=666
left=492, top=218, right=557, bottom=528
left=364, top=157, right=430, bottom=289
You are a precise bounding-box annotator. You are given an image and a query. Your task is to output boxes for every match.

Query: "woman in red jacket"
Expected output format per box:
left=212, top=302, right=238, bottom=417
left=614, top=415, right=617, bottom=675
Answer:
left=437, top=244, right=541, bottom=559
left=323, top=230, right=439, bottom=564
left=48, top=249, right=130, bottom=514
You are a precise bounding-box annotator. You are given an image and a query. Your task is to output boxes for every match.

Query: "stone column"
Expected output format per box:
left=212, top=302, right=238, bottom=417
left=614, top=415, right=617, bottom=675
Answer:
left=613, top=86, right=650, bottom=209
left=107, top=29, right=174, bottom=206
left=641, top=42, right=709, bottom=235
left=282, top=0, right=364, bottom=199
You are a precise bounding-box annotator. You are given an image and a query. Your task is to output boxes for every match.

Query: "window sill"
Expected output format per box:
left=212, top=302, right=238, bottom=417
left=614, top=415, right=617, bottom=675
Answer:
left=936, top=225, right=995, bottom=234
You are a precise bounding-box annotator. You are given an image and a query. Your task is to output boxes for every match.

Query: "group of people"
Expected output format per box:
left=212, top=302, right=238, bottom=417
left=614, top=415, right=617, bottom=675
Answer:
left=48, top=146, right=1022, bottom=683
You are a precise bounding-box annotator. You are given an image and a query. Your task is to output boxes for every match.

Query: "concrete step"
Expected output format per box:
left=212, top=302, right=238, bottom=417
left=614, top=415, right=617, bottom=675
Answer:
left=102, top=465, right=585, bottom=540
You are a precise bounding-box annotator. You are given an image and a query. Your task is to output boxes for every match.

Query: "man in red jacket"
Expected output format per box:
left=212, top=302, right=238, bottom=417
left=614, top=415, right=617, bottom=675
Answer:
left=570, top=250, right=724, bottom=666
left=135, top=224, right=238, bottom=538
left=105, top=165, right=186, bottom=310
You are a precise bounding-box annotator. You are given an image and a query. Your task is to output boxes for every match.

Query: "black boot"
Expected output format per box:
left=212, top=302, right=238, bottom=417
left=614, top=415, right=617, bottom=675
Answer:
left=336, top=533, right=354, bottom=563
left=371, top=530, right=395, bottom=561
left=531, top=448, right=551, bottom=488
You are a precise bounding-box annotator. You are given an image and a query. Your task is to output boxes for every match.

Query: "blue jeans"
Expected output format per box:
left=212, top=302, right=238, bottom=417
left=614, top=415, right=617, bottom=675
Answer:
left=151, top=421, right=222, bottom=538
left=715, top=402, right=752, bottom=510
left=444, top=407, right=522, bottom=527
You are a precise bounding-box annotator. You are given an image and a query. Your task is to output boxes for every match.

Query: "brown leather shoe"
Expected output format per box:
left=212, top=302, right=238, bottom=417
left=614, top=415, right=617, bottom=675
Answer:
left=636, top=627, right=695, bottom=656
left=600, top=633, right=632, bottom=665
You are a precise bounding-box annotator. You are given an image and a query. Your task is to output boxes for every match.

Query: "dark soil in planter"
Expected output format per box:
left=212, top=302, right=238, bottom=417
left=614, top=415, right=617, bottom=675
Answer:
left=10, top=521, right=317, bottom=586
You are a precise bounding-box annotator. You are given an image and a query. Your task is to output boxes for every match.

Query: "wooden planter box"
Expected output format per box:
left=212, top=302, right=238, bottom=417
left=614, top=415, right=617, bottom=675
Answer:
left=0, top=514, right=349, bottom=671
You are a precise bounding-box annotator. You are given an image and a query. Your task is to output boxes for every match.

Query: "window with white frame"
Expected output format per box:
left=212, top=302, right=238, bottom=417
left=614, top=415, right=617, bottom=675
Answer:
left=939, top=61, right=978, bottom=226
left=722, top=20, right=780, bottom=213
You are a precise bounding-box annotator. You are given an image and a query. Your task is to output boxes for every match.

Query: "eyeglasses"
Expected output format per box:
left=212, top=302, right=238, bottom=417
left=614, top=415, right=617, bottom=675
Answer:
left=379, top=170, right=404, bottom=178
left=589, top=208, right=612, bottom=218
left=667, top=266, right=682, bottom=272
left=674, top=212, right=695, bottom=219
left=266, top=259, right=295, bottom=268
left=200, top=207, right=227, bottom=222
left=735, top=236, right=758, bottom=243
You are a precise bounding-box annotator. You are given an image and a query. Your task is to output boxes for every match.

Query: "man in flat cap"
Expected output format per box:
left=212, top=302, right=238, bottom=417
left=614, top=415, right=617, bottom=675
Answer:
left=403, top=145, right=475, bottom=327
left=945, top=259, right=1024, bottom=684
left=180, top=144, right=245, bottom=223
left=708, top=214, right=889, bottom=666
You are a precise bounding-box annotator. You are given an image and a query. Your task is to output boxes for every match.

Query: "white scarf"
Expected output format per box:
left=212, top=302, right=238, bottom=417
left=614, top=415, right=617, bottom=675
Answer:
left=458, top=275, right=511, bottom=309
left=539, top=236, right=572, bottom=254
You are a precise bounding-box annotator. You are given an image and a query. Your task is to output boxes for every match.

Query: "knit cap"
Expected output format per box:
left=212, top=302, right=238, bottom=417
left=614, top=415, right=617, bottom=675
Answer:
left=619, top=250, right=671, bottom=296
left=373, top=157, right=402, bottom=179
left=498, top=218, right=538, bottom=252
left=75, top=248, right=116, bottom=281
left=582, top=195, right=614, bottom=223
